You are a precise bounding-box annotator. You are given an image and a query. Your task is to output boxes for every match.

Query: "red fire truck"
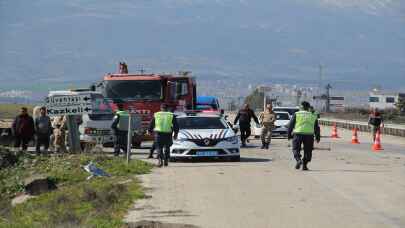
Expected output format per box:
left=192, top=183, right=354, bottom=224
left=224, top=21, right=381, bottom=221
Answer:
left=96, top=72, right=197, bottom=146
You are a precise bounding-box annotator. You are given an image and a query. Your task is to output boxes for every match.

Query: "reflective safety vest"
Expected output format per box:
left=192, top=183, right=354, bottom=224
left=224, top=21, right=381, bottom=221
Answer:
left=154, top=111, right=174, bottom=133
left=116, top=110, right=130, bottom=131
left=293, top=111, right=317, bottom=135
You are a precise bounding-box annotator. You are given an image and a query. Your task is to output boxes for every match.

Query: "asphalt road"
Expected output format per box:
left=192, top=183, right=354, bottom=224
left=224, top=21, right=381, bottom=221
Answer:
left=125, top=126, right=405, bottom=228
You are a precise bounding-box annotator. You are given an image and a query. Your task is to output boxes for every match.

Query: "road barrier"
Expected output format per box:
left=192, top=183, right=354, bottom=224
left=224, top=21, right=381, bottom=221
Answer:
left=318, top=118, right=405, bottom=137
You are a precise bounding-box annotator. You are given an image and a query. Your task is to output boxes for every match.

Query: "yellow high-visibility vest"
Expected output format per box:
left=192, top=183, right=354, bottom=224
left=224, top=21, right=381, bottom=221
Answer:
left=154, top=111, right=174, bottom=133
left=293, top=111, right=317, bottom=135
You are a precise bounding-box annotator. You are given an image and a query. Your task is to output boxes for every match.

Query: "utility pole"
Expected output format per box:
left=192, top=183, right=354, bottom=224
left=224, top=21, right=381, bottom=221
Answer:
left=139, top=66, right=145, bottom=74
left=319, top=65, right=323, bottom=92
left=295, top=89, right=302, bottom=106
left=325, top=84, right=332, bottom=112
left=66, top=116, right=81, bottom=153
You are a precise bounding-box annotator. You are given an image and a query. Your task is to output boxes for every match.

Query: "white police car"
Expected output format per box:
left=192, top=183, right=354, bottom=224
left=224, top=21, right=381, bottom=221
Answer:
left=171, top=112, right=240, bottom=161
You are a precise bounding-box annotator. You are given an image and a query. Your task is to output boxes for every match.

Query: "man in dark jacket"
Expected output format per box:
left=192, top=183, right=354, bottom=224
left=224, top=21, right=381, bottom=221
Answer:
left=149, top=104, right=179, bottom=167
left=34, top=107, right=52, bottom=155
left=288, top=101, right=321, bottom=171
left=12, top=107, right=35, bottom=152
left=234, top=104, right=259, bottom=147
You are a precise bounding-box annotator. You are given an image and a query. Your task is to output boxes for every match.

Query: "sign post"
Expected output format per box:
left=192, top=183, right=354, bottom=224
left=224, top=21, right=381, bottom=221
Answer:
left=127, top=113, right=132, bottom=164
left=46, top=94, right=94, bottom=154
left=66, top=116, right=81, bottom=153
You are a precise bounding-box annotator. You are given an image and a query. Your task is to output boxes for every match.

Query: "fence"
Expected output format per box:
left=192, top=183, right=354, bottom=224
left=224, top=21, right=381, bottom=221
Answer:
left=318, top=118, right=405, bottom=137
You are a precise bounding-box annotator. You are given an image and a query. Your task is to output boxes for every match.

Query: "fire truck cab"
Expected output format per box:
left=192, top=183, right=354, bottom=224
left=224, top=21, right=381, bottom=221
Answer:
left=96, top=72, right=197, bottom=146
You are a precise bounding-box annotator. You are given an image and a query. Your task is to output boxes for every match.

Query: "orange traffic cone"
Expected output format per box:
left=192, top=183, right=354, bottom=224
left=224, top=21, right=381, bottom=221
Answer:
left=331, top=123, right=340, bottom=138
left=351, top=128, right=360, bottom=144
left=372, top=129, right=383, bottom=151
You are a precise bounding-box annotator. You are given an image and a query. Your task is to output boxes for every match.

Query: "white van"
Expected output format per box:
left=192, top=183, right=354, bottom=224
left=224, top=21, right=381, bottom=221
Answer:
left=47, top=90, right=115, bottom=149
left=78, top=92, right=114, bottom=149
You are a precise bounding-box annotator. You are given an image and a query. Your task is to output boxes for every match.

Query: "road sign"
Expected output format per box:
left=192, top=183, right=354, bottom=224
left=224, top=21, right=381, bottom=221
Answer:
left=330, top=96, right=344, bottom=101
left=46, top=94, right=93, bottom=116
left=45, top=95, right=92, bottom=107
left=46, top=104, right=93, bottom=116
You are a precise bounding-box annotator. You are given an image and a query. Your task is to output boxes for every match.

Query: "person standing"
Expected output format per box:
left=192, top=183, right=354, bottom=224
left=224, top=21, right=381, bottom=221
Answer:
left=368, top=108, right=384, bottom=142
left=12, top=107, right=35, bottom=152
left=111, top=103, right=130, bottom=156
left=233, top=104, right=259, bottom=147
left=34, top=107, right=52, bottom=155
left=52, top=116, right=67, bottom=153
left=287, top=101, right=320, bottom=171
left=149, top=104, right=179, bottom=167
left=259, top=104, right=276, bottom=149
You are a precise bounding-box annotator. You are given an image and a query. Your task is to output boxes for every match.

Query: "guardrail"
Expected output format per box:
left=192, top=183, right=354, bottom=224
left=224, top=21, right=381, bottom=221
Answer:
left=318, top=118, right=405, bottom=137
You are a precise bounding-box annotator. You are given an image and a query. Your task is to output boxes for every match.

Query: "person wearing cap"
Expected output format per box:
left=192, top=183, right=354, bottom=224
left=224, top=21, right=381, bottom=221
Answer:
left=259, top=103, right=276, bottom=149
left=12, top=107, right=35, bottom=152
left=34, top=106, right=52, bottom=155
left=111, top=103, right=130, bottom=156
left=149, top=104, right=179, bottom=167
left=234, top=103, right=259, bottom=147
left=287, top=101, right=320, bottom=171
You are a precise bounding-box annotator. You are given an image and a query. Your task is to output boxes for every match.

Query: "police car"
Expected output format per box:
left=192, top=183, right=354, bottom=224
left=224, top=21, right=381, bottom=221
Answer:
left=171, top=112, right=240, bottom=161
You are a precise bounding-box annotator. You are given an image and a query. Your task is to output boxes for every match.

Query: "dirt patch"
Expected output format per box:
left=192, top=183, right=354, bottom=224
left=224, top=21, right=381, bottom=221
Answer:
left=126, top=221, right=199, bottom=228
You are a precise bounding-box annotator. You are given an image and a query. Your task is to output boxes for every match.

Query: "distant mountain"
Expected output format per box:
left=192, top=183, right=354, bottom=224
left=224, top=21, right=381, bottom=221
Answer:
left=0, top=0, right=404, bottom=94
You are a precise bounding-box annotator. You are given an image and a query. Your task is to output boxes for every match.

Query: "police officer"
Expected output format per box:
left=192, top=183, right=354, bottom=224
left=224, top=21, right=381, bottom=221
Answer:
left=111, top=103, right=129, bottom=156
left=287, top=101, right=320, bottom=171
left=234, top=104, right=259, bottom=147
left=259, top=104, right=276, bottom=149
left=149, top=104, right=179, bottom=167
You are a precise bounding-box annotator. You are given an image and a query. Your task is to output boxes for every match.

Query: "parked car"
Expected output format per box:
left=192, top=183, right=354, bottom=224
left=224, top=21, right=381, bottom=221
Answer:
left=252, top=111, right=291, bottom=138
left=171, top=111, right=240, bottom=161
left=272, top=106, right=299, bottom=118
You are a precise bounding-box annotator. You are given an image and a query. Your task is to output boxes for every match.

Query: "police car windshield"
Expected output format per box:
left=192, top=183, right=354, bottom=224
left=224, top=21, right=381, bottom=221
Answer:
left=178, top=117, right=226, bottom=129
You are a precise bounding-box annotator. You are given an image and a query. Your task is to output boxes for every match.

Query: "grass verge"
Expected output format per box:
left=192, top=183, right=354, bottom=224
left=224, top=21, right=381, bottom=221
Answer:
left=0, top=104, right=34, bottom=119
left=0, top=150, right=152, bottom=228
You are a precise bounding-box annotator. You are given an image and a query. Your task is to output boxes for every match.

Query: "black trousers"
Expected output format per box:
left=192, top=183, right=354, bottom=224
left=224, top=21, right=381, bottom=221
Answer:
left=155, top=133, right=172, bottom=161
left=240, top=125, right=251, bottom=144
left=36, top=134, right=50, bottom=153
left=292, top=134, right=314, bottom=163
left=14, top=136, right=31, bottom=151
left=114, top=131, right=128, bottom=156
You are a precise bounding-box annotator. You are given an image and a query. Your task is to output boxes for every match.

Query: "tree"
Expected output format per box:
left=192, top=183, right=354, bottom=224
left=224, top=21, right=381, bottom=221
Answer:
left=395, top=96, right=405, bottom=115
left=244, top=89, right=265, bottom=111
